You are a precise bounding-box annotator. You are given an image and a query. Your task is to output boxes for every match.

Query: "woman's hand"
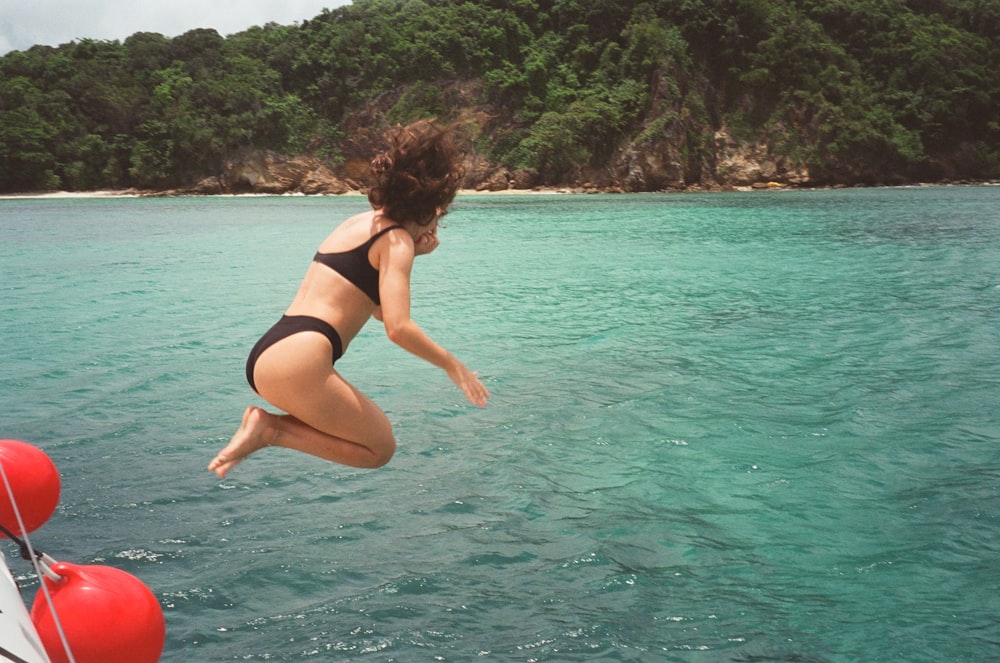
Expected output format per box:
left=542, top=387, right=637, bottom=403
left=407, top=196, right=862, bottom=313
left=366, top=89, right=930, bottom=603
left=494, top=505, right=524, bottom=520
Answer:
left=414, top=228, right=439, bottom=256
left=447, top=359, right=490, bottom=407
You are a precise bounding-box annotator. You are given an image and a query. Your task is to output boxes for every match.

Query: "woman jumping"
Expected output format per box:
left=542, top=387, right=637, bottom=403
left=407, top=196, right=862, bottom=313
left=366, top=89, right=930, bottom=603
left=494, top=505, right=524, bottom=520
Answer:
left=208, top=120, right=489, bottom=478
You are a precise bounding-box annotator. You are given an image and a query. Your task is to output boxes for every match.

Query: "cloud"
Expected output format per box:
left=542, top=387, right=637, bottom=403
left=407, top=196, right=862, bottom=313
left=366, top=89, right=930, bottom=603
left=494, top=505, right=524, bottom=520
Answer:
left=1, top=0, right=350, bottom=54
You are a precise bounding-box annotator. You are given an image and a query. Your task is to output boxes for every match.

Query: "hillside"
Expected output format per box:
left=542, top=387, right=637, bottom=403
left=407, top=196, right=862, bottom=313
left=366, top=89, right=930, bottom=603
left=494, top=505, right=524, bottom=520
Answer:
left=2, top=0, right=998, bottom=194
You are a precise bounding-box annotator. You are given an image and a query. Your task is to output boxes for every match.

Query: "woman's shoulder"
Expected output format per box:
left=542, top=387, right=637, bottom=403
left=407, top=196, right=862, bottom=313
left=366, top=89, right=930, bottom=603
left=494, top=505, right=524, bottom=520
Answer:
left=341, top=210, right=379, bottom=233
left=318, top=211, right=376, bottom=250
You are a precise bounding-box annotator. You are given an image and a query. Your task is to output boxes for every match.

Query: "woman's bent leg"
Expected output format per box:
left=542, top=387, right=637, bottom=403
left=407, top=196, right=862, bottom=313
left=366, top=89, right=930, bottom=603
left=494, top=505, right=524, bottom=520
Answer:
left=208, top=332, right=397, bottom=478
left=208, top=403, right=393, bottom=478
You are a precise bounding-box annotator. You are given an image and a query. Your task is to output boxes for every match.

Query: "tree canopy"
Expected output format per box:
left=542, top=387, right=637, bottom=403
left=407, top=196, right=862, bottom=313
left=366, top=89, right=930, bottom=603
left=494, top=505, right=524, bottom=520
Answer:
left=1, top=0, right=998, bottom=192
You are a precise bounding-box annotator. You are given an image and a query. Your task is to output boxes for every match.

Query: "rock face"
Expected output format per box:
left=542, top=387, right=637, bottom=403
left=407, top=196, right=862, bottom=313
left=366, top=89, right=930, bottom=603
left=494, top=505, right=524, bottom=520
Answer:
left=169, top=136, right=815, bottom=195
left=608, top=125, right=814, bottom=192
left=164, top=80, right=822, bottom=195
left=154, top=80, right=995, bottom=196
left=182, top=141, right=814, bottom=195
left=471, top=166, right=540, bottom=192
left=166, top=150, right=353, bottom=195
left=616, top=144, right=686, bottom=191
left=223, top=151, right=352, bottom=194
left=711, top=127, right=811, bottom=187
left=162, top=77, right=826, bottom=195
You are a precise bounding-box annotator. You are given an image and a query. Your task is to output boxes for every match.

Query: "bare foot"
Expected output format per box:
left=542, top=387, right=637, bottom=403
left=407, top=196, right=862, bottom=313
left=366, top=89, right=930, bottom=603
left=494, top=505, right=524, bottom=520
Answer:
left=208, top=406, right=275, bottom=478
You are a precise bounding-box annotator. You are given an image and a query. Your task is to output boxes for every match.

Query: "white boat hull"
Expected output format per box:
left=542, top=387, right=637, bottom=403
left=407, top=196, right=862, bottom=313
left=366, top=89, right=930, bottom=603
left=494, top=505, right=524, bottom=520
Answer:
left=0, top=550, right=50, bottom=663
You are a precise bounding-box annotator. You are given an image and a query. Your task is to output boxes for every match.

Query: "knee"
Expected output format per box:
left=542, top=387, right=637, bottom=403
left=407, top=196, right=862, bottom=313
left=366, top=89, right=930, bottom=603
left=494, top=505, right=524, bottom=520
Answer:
left=366, top=435, right=396, bottom=469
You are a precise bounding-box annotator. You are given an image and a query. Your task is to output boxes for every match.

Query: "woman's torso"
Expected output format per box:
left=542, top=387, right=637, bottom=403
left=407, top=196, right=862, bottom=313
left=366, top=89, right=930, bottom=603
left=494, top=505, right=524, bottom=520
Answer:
left=284, top=211, right=403, bottom=349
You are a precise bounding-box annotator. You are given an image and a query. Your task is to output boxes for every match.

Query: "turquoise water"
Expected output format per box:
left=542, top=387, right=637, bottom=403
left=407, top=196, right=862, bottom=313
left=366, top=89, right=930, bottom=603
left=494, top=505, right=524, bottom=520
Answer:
left=2, top=188, right=998, bottom=662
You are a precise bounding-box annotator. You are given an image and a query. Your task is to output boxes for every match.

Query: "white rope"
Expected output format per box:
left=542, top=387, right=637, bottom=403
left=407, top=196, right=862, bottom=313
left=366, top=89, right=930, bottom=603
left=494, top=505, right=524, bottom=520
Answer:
left=0, top=460, right=75, bottom=663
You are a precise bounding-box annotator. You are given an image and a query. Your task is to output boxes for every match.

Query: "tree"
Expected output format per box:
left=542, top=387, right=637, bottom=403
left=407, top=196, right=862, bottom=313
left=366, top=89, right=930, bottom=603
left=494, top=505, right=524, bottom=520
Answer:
left=1, top=0, right=998, bottom=191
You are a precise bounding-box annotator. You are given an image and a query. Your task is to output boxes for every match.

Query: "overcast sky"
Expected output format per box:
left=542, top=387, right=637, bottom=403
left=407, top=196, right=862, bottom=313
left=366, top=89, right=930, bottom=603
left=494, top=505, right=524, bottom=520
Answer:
left=0, top=0, right=352, bottom=55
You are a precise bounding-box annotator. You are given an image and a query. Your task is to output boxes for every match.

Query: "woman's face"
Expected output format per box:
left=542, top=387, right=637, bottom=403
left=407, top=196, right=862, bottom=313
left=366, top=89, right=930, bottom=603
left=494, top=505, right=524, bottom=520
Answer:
left=405, top=216, right=438, bottom=243
left=427, top=205, right=449, bottom=233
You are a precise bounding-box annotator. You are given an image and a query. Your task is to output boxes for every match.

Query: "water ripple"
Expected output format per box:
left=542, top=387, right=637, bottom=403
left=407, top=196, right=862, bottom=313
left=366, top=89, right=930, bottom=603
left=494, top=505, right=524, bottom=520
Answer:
left=2, top=190, right=998, bottom=661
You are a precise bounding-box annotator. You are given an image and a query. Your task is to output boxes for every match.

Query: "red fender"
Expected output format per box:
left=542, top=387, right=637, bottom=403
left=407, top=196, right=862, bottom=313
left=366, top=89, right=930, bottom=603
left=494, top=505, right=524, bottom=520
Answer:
left=31, top=562, right=165, bottom=663
left=0, top=439, right=60, bottom=536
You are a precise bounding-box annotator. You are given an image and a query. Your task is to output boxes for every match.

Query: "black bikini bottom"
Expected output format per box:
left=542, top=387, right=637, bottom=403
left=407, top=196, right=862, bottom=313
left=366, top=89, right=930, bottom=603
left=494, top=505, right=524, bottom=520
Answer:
left=245, top=315, right=343, bottom=393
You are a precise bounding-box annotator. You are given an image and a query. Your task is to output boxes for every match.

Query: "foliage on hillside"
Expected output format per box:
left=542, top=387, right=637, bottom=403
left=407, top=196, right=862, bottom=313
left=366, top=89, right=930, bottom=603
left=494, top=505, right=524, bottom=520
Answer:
left=1, top=0, right=998, bottom=192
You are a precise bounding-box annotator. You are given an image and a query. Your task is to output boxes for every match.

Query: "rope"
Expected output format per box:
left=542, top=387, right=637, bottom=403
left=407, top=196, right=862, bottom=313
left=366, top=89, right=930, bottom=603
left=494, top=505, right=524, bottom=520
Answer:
left=0, top=522, right=60, bottom=584
left=0, top=522, right=41, bottom=563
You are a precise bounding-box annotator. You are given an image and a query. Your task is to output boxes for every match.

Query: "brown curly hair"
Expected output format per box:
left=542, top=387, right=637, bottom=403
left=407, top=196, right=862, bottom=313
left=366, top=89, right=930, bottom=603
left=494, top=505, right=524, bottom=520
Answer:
left=367, top=120, right=465, bottom=227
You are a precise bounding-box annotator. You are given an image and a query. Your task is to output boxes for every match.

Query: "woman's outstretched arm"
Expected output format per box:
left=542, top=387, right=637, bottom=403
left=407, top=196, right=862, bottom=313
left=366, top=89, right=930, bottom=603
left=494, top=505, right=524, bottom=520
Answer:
left=378, top=231, right=489, bottom=407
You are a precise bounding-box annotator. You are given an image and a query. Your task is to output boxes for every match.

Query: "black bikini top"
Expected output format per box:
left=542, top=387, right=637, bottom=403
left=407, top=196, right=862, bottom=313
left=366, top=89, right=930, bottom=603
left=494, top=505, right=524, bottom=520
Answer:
left=313, top=225, right=404, bottom=305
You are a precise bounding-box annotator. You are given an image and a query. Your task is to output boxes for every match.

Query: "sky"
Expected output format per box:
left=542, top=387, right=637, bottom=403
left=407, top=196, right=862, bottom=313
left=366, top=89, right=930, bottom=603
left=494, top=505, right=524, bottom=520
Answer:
left=0, top=0, right=352, bottom=55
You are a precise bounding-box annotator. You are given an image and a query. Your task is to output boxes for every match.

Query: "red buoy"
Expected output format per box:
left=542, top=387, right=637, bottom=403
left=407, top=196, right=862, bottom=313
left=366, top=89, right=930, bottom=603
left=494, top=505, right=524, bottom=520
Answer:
left=0, top=439, right=60, bottom=536
left=30, top=562, right=165, bottom=663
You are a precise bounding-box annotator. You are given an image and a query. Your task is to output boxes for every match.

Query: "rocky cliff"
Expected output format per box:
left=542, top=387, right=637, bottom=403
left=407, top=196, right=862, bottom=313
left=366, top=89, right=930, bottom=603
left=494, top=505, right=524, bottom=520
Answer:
left=164, top=78, right=964, bottom=196
left=170, top=151, right=354, bottom=196
left=172, top=134, right=814, bottom=196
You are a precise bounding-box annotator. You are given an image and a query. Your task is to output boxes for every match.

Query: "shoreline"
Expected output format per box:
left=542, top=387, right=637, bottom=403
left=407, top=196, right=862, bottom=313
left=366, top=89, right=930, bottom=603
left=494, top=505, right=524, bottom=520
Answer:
left=2, top=181, right=998, bottom=201
left=0, top=188, right=562, bottom=200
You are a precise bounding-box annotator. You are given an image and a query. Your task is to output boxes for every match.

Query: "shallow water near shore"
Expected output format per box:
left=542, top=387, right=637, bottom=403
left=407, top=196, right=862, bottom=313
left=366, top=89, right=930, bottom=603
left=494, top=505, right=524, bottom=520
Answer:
left=2, top=188, right=999, bottom=661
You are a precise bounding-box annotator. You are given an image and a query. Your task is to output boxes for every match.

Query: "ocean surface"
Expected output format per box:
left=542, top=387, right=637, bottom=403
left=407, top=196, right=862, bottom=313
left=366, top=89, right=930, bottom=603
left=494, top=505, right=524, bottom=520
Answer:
left=1, top=188, right=998, bottom=662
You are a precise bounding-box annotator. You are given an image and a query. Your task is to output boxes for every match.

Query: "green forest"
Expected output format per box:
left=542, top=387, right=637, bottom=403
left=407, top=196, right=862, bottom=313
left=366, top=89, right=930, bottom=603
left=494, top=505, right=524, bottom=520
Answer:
left=1, top=0, right=998, bottom=193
